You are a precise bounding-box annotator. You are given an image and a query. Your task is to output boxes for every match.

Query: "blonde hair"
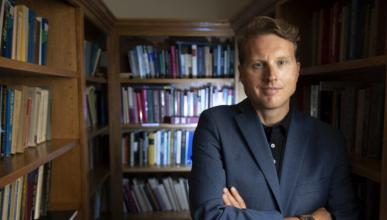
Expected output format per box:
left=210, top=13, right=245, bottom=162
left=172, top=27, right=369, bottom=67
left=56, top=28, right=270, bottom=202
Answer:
left=238, top=16, right=300, bottom=64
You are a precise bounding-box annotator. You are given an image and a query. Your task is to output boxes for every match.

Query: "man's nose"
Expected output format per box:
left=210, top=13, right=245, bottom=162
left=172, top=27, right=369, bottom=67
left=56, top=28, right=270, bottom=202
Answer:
left=264, top=64, right=278, bottom=81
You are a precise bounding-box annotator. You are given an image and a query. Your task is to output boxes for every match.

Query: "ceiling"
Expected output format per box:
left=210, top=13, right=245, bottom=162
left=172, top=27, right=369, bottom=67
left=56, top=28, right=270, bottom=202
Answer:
left=101, top=0, right=255, bottom=20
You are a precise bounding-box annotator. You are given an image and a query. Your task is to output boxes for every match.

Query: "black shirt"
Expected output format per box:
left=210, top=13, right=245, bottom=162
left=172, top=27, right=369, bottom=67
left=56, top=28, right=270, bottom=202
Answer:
left=262, top=112, right=291, bottom=179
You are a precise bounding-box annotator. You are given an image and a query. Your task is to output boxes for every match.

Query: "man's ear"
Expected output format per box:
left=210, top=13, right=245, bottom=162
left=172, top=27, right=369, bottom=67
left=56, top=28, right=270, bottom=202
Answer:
left=238, top=64, right=244, bottom=82
left=296, top=61, right=301, bottom=77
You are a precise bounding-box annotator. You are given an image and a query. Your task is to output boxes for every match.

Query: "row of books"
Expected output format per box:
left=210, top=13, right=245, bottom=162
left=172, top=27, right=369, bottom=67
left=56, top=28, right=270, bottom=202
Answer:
left=297, top=81, right=384, bottom=159
left=122, top=130, right=193, bottom=166
left=0, top=85, right=51, bottom=157
left=84, top=40, right=105, bottom=77
left=307, top=0, right=381, bottom=65
left=121, top=85, right=234, bottom=124
left=127, top=40, right=235, bottom=79
left=85, top=85, right=108, bottom=129
left=123, top=177, right=189, bottom=214
left=0, top=162, right=51, bottom=220
left=0, top=1, right=48, bottom=64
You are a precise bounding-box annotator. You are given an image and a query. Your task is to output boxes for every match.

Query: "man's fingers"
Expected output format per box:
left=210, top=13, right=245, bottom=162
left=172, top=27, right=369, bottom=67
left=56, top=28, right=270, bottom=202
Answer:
left=222, top=193, right=232, bottom=206
left=230, top=187, right=246, bottom=209
left=223, top=188, right=240, bottom=208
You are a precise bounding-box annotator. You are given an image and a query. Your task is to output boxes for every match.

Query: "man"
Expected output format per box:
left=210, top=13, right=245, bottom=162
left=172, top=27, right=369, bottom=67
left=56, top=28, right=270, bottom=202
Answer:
left=189, top=16, right=358, bottom=220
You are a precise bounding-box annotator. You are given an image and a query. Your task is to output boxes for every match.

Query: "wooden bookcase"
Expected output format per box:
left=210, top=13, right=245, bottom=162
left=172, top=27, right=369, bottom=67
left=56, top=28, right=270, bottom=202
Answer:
left=106, top=20, right=238, bottom=219
left=0, top=0, right=81, bottom=218
left=274, top=0, right=387, bottom=219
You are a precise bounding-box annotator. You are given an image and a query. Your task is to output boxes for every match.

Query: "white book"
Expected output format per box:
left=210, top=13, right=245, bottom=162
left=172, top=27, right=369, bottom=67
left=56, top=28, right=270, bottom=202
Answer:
left=11, top=89, right=21, bottom=154
left=157, top=184, right=172, bottom=211
left=191, top=44, right=197, bottom=77
left=28, top=87, right=41, bottom=147
left=41, top=89, right=49, bottom=143
left=179, top=179, right=189, bottom=210
left=15, top=177, right=24, bottom=220
left=175, top=130, right=182, bottom=165
left=162, top=178, right=177, bottom=211
left=139, top=183, right=153, bottom=212
left=121, top=87, right=129, bottom=124
left=2, top=184, right=10, bottom=220
left=33, top=165, right=44, bottom=219
left=36, top=89, right=44, bottom=144
left=167, top=177, right=181, bottom=211
left=174, top=183, right=186, bottom=210
left=127, top=87, right=134, bottom=123
left=132, top=180, right=146, bottom=213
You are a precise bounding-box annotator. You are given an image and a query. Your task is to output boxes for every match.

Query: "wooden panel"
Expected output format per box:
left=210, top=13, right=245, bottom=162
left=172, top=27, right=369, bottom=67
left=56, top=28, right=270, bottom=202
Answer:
left=73, top=7, right=91, bottom=220
left=350, top=155, right=381, bottom=183
left=107, top=29, right=125, bottom=220
left=230, top=0, right=276, bottom=32
left=88, top=126, right=109, bottom=140
left=126, top=211, right=191, bottom=220
left=123, top=165, right=191, bottom=173
left=39, top=210, right=79, bottom=220
left=301, top=56, right=387, bottom=76
left=22, top=0, right=78, bottom=72
left=89, top=166, right=110, bottom=198
left=86, top=76, right=107, bottom=84
left=122, top=124, right=197, bottom=131
left=66, top=0, right=115, bottom=33
left=0, top=139, right=76, bottom=187
left=0, top=57, right=76, bottom=78
left=116, top=19, right=234, bottom=37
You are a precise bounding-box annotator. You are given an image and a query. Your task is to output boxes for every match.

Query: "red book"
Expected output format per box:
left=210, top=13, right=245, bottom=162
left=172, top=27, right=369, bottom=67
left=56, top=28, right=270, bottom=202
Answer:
left=135, top=91, right=143, bottom=123
left=170, top=45, right=177, bottom=78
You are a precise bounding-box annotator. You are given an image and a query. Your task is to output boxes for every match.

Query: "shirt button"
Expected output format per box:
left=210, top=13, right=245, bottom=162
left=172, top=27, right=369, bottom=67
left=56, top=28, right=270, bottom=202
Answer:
left=270, top=143, right=276, bottom=148
left=273, top=159, right=276, bottom=164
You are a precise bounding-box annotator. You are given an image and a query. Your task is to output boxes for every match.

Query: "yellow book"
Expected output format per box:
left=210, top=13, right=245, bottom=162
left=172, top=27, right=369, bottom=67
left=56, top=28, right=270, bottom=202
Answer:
left=147, top=131, right=156, bottom=166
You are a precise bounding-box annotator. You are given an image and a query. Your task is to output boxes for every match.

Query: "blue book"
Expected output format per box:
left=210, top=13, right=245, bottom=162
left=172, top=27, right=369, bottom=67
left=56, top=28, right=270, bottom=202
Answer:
left=38, top=17, right=48, bottom=65
left=4, top=88, right=13, bottom=156
left=187, top=131, right=194, bottom=165
left=0, top=85, right=3, bottom=157
left=27, top=8, right=36, bottom=63
left=2, top=0, right=14, bottom=58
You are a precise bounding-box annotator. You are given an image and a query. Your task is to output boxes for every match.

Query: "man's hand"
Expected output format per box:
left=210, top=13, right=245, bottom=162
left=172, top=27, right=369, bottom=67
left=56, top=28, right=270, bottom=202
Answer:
left=222, top=187, right=246, bottom=209
left=311, top=207, right=332, bottom=220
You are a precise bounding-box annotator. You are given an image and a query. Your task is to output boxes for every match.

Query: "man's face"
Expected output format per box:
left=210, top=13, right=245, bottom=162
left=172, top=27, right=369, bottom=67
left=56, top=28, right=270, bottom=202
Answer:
left=239, top=34, right=300, bottom=113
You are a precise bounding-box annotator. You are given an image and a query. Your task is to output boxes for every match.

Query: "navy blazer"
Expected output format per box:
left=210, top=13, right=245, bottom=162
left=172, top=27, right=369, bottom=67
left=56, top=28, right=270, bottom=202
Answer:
left=189, top=99, right=358, bottom=220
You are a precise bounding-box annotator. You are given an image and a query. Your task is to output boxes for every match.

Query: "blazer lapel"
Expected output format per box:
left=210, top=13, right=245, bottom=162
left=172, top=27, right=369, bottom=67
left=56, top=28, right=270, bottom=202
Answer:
left=234, top=99, right=283, bottom=212
left=279, top=111, right=311, bottom=213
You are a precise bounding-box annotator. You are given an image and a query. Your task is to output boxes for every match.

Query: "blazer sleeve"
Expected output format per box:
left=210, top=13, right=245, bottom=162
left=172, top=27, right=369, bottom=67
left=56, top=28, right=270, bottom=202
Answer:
left=189, top=110, right=283, bottom=220
left=327, top=132, right=359, bottom=220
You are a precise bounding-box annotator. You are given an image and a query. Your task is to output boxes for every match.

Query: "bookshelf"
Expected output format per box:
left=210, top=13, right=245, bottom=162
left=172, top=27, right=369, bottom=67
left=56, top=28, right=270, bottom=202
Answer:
left=275, top=0, right=387, bottom=219
left=0, top=0, right=85, bottom=218
left=78, top=8, right=113, bottom=220
left=107, top=20, right=237, bottom=219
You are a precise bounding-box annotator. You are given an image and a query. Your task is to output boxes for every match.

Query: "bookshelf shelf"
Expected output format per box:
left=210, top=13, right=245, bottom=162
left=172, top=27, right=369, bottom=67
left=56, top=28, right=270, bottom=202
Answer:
left=38, top=210, right=78, bottom=220
left=123, top=165, right=192, bottom=173
left=350, top=155, right=381, bottom=183
left=122, top=123, right=197, bottom=130
left=88, top=126, right=109, bottom=139
left=86, top=76, right=107, bottom=84
left=301, top=56, right=387, bottom=76
left=120, top=77, right=235, bottom=84
left=0, top=57, right=76, bottom=78
left=89, top=166, right=110, bottom=197
left=125, top=211, right=191, bottom=220
left=0, top=139, right=77, bottom=187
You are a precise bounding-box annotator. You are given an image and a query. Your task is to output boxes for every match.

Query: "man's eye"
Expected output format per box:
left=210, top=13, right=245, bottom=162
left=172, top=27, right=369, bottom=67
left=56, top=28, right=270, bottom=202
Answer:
left=277, top=60, right=288, bottom=66
left=252, top=63, right=264, bottom=69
